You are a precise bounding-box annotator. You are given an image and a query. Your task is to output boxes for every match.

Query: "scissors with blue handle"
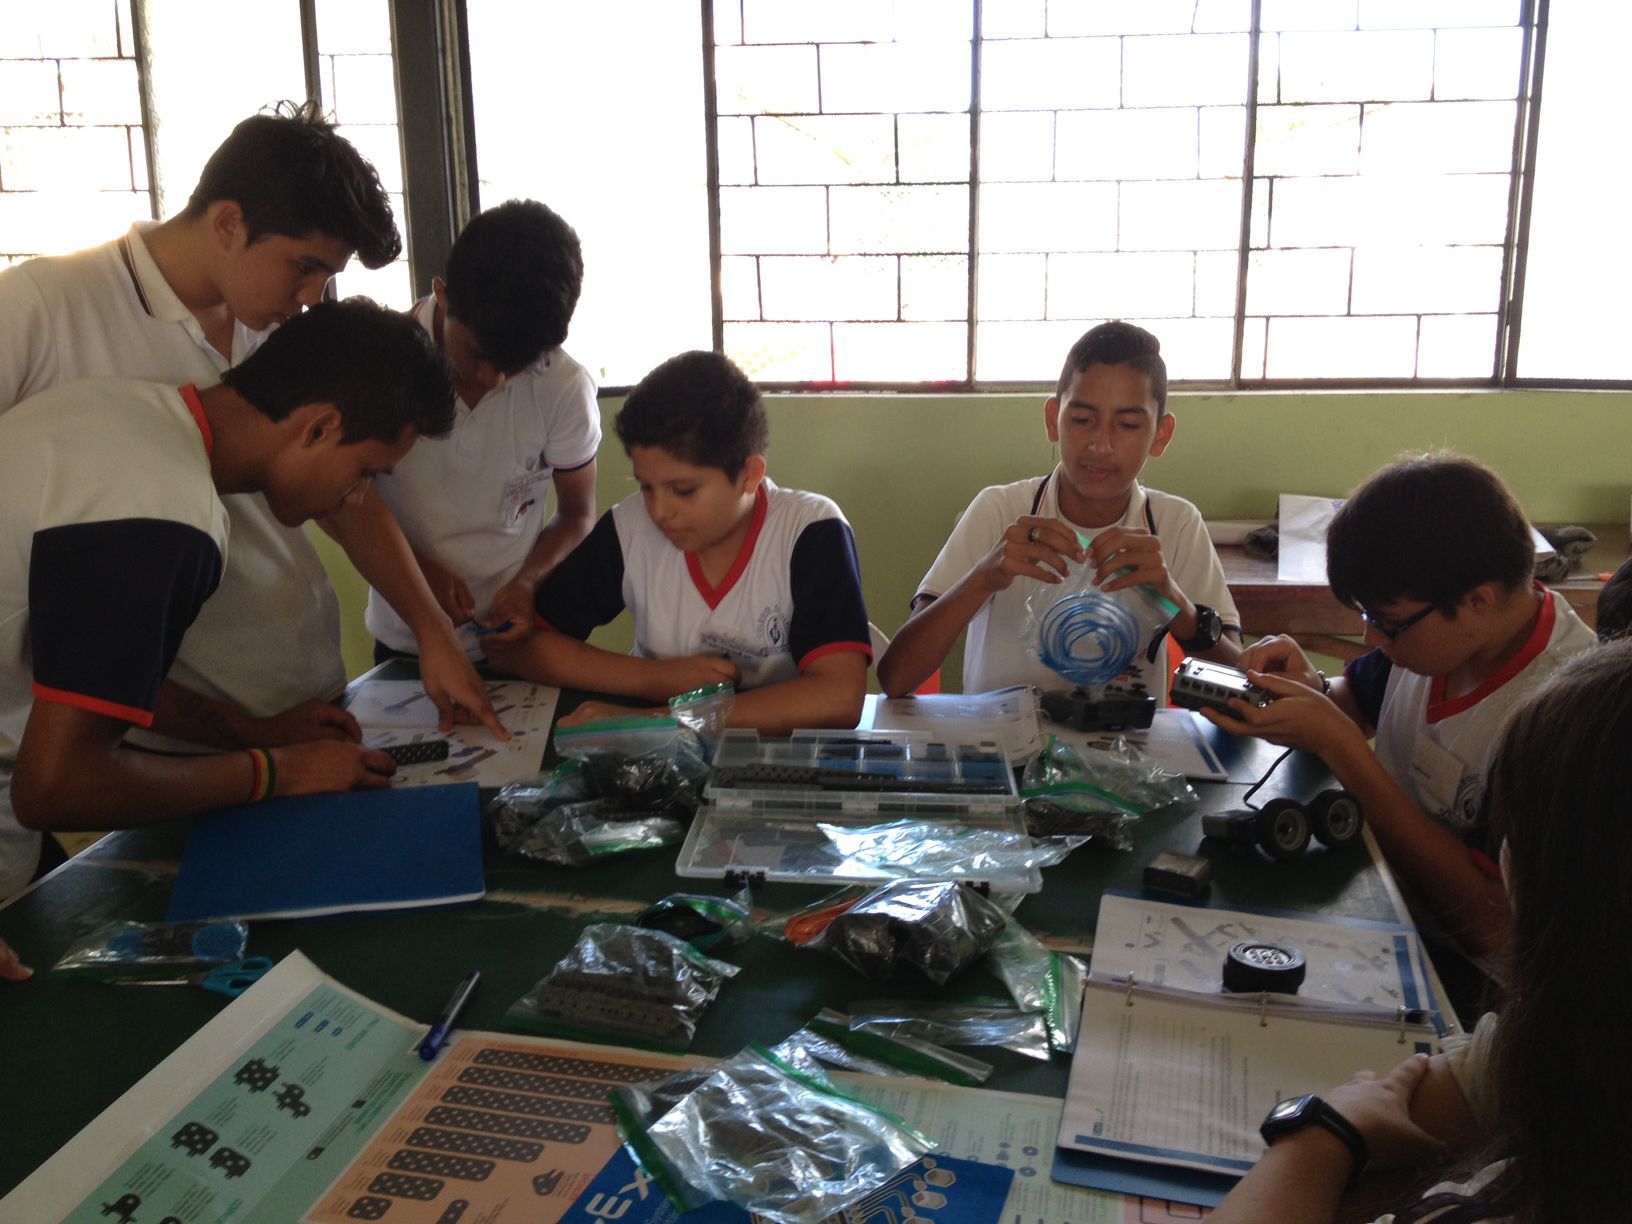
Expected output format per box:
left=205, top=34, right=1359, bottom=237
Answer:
left=114, top=956, right=274, bottom=998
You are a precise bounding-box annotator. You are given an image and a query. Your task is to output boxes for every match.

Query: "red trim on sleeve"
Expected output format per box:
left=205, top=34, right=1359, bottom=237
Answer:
left=32, top=683, right=156, bottom=728
left=686, top=484, right=769, bottom=611
left=534, top=614, right=556, bottom=632
left=1426, top=585, right=1554, bottom=724
left=178, top=384, right=213, bottom=456
left=798, top=640, right=873, bottom=671
left=1468, top=846, right=1503, bottom=880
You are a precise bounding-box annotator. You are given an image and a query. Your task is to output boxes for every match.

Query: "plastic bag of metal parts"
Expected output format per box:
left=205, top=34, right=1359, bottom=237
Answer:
left=636, top=888, right=753, bottom=952
left=488, top=759, right=596, bottom=850
left=51, top=920, right=249, bottom=975
left=845, top=998, right=1053, bottom=1061
left=505, top=922, right=738, bottom=1052
left=985, top=923, right=1087, bottom=1053
left=775, top=1008, right=993, bottom=1086
left=1019, top=734, right=1195, bottom=851
left=612, top=1042, right=933, bottom=1224
left=806, top=880, right=1008, bottom=985
left=554, top=716, right=710, bottom=815
left=508, top=798, right=687, bottom=866
left=818, top=818, right=1085, bottom=877
left=668, top=682, right=736, bottom=760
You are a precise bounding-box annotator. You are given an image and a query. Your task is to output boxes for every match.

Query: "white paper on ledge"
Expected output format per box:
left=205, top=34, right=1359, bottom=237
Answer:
left=1276, top=493, right=1557, bottom=587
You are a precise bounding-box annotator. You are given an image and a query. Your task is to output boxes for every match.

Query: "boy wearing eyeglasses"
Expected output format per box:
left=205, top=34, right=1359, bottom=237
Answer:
left=1205, top=454, right=1594, bottom=967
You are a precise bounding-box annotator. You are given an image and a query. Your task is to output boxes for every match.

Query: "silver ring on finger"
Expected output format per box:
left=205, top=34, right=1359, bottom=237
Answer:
left=1026, top=526, right=1040, bottom=544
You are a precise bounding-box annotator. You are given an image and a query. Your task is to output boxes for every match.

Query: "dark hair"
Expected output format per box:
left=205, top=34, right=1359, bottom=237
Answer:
left=615, top=350, right=767, bottom=477
left=1054, top=320, right=1168, bottom=415
left=443, top=199, right=583, bottom=375
left=184, top=101, right=401, bottom=268
left=223, top=298, right=455, bottom=442
left=1326, top=454, right=1534, bottom=613
left=1597, top=557, right=1632, bottom=642
left=1476, top=640, right=1632, bottom=1222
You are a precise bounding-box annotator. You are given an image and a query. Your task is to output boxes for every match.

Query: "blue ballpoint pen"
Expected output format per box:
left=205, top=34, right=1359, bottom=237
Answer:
left=419, top=969, right=481, bottom=1060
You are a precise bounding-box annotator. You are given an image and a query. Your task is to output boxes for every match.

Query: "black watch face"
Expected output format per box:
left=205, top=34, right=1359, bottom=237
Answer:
left=1267, top=1095, right=1311, bottom=1126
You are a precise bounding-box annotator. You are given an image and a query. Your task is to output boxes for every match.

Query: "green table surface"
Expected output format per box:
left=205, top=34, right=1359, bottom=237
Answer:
left=0, top=687, right=1404, bottom=1199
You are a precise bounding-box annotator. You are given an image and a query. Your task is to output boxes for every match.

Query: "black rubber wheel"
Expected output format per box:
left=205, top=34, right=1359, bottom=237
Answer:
left=1255, top=799, right=1311, bottom=859
left=1223, top=939, right=1308, bottom=993
left=1309, top=788, right=1364, bottom=848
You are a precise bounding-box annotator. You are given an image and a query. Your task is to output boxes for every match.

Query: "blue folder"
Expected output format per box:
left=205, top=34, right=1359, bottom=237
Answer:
left=166, top=783, right=485, bottom=922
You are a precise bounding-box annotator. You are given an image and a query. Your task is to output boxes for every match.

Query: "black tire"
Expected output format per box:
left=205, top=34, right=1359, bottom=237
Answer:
left=1255, top=799, right=1311, bottom=859
left=1309, top=788, right=1364, bottom=848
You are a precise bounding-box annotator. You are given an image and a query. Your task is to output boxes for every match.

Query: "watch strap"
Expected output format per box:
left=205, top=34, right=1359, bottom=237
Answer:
left=1261, top=1094, right=1369, bottom=1187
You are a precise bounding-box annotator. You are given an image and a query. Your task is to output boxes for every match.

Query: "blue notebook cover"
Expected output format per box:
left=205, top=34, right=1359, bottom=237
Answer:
left=166, top=783, right=485, bottom=922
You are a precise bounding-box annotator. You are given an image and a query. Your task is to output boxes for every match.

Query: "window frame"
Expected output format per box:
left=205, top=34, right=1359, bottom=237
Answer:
left=133, top=0, right=1626, bottom=394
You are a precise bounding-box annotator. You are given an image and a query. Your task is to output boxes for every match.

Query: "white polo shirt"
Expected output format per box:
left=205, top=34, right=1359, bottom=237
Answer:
left=0, top=379, right=229, bottom=897
left=915, top=470, right=1238, bottom=701
left=365, top=295, right=601, bottom=658
left=536, top=480, right=872, bottom=689
left=0, top=223, right=345, bottom=748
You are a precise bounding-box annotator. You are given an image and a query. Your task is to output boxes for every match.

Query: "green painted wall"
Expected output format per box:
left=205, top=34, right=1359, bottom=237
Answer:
left=315, top=387, right=1632, bottom=682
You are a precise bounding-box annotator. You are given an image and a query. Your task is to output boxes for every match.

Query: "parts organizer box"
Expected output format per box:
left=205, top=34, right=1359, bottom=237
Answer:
left=674, top=729, right=1042, bottom=891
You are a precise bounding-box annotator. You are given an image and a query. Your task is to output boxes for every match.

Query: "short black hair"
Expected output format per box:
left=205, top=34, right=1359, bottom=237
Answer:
left=1327, top=454, right=1534, bottom=613
left=223, top=298, right=455, bottom=443
left=443, top=199, right=583, bottom=375
left=1055, top=320, right=1168, bottom=415
left=184, top=101, right=401, bottom=268
left=1598, top=557, right=1632, bottom=642
left=615, top=350, right=767, bottom=477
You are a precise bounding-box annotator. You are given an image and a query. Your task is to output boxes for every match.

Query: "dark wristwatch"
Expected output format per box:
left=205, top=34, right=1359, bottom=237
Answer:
left=1259, top=1093, right=1369, bottom=1186
left=1174, top=604, right=1223, bottom=653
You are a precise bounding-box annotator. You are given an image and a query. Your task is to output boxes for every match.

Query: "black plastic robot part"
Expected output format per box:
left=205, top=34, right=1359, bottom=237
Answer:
left=1201, top=788, right=1364, bottom=860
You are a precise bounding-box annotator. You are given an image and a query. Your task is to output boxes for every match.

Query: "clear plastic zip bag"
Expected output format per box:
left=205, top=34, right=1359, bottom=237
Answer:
left=612, top=1042, right=932, bottom=1224
left=773, top=1008, right=993, bottom=1086
left=808, top=880, right=1008, bottom=985
left=505, top=922, right=738, bottom=1052
left=985, top=922, right=1087, bottom=1053
left=844, top=998, right=1053, bottom=1061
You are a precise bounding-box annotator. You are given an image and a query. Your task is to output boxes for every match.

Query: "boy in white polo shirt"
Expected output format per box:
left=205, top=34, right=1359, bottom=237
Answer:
left=485, top=351, right=872, bottom=734
left=0, top=300, right=456, bottom=899
left=1207, top=455, right=1595, bottom=970
left=0, top=103, right=503, bottom=768
left=878, top=320, right=1240, bottom=700
left=366, top=200, right=600, bottom=662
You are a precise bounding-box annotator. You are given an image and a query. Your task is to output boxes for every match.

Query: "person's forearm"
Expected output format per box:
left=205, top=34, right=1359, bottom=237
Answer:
left=151, top=680, right=257, bottom=749
left=489, top=632, right=675, bottom=701
left=878, top=580, right=992, bottom=697
left=323, top=494, right=453, bottom=640
left=1208, top=1131, right=1352, bottom=1224
left=1200, top=626, right=1244, bottom=666
left=13, top=736, right=253, bottom=831
left=1324, top=735, right=1512, bottom=958
left=727, top=672, right=866, bottom=735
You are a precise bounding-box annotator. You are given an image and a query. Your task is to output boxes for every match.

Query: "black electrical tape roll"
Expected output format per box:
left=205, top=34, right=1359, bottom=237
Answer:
left=1222, top=939, right=1307, bottom=994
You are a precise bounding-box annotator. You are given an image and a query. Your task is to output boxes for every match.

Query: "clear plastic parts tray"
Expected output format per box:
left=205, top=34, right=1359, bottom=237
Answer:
left=675, top=730, right=1042, bottom=892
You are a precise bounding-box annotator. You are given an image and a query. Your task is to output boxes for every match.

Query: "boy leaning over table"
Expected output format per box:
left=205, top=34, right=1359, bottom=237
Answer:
left=877, top=319, right=1241, bottom=700
left=0, top=102, right=503, bottom=778
left=1202, top=454, right=1595, bottom=975
left=485, top=350, right=873, bottom=735
left=366, top=199, right=601, bottom=665
left=0, top=300, right=458, bottom=901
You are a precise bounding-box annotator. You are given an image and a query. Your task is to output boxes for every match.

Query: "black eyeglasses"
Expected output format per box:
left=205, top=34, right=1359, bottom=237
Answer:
left=1355, top=601, right=1438, bottom=642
